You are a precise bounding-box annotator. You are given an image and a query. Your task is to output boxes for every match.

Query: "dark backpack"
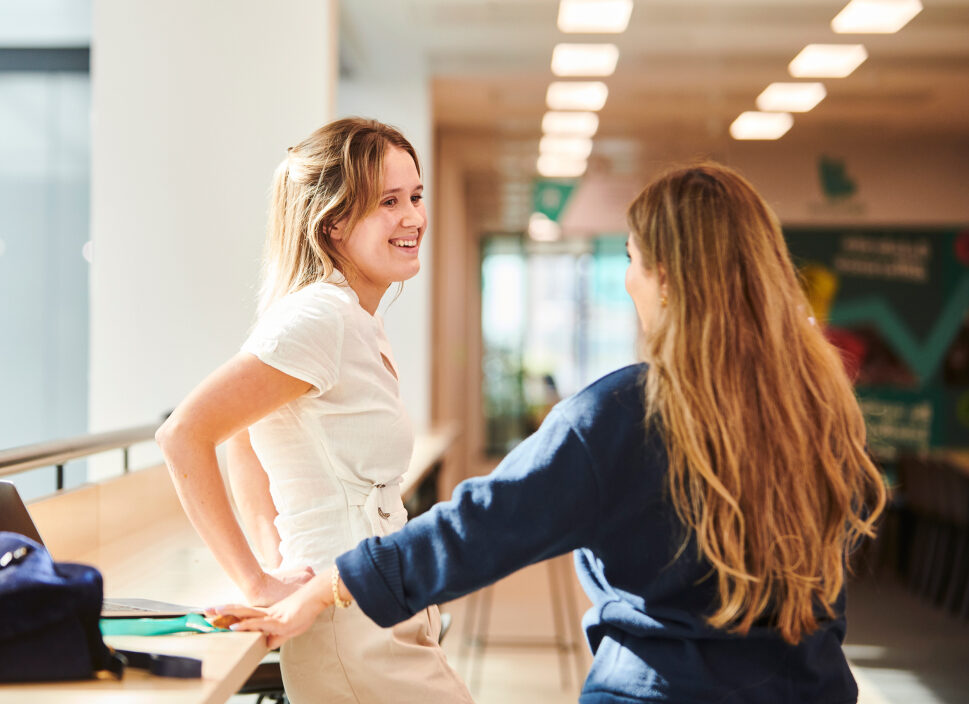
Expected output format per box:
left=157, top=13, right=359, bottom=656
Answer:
left=0, top=531, right=124, bottom=682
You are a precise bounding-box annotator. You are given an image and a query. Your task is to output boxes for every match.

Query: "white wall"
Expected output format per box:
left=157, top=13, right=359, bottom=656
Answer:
left=90, top=0, right=337, bottom=470
left=337, top=76, right=434, bottom=430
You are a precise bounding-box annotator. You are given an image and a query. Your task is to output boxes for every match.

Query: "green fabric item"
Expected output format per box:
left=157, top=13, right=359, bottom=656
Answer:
left=100, top=612, right=229, bottom=636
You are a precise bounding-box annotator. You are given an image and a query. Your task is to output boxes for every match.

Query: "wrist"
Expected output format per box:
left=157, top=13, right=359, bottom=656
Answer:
left=240, top=569, right=270, bottom=601
left=306, top=572, right=334, bottom=612
left=331, top=566, right=353, bottom=609
left=338, top=578, right=353, bottom=605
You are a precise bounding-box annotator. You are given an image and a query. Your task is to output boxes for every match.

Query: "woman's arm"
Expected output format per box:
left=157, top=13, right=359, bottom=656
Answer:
left=336, top=412, right=602, bottom=626
left=226, top=429, right=282, bottom=569
left=156, top=352, right=314, bottom=605
left=216, top=404, right=605, bottom=641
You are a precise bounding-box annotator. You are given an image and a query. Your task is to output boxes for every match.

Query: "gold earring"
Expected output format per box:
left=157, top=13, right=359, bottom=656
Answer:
left=661, top=294, right=668, bottom=307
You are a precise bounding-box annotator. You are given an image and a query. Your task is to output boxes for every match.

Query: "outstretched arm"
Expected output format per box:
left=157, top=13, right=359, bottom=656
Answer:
left=337, top=410, right=603, bottom=626
left=156, top=352, right=314, bottom=606
left=216, top=405, right=604, bottom=643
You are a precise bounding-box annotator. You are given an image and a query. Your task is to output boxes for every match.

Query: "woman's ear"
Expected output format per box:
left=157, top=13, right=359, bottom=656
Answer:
left=657, top=264, right=668, bottom=296
left=329, top=221, right=343, bottom=241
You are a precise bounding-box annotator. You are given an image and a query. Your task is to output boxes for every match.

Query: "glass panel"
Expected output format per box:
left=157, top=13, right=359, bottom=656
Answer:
left=481, top=236, right=527, bottom=454
left=480, top=234, right=638, bottom=455
left=0, top=68, right=90, bottom=499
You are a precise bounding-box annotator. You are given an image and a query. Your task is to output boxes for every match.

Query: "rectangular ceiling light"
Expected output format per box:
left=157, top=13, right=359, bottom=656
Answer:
left=537, top=153, right=588, bottom=178
left=528, top=213, right=562, bottom=242
left=729, top=111, right=794, bottom=140
left=540, top=135, right=594, bottom=160
left=832, top=0, right=923, bottom=33
left=558, top=0, right=633, bottom=33
left=546, top=81, right=609, bottom=111
left=756, top=82, right=827, bottom=112
left=542, top=111, right=600, bottom=137
left=789, top=44, right=868, bottom=77
left=551, top=43, right=620, bottom=77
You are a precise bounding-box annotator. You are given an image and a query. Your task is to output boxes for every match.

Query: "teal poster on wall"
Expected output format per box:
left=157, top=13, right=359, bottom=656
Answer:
left=785, top=227, right=969, bottom=462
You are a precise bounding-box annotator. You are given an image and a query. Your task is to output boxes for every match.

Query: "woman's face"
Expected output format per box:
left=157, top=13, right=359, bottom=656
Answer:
left=625, top=235, right=664, bottom=335
left=332, top=146, right=426, bottom=312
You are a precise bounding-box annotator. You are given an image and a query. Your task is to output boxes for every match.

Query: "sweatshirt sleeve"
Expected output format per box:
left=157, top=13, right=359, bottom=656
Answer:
left=336, top=405, right=604, bottom=627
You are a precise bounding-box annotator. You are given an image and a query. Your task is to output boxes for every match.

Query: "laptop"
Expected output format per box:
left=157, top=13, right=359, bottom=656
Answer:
left=0, top=480, right=198, bottom=618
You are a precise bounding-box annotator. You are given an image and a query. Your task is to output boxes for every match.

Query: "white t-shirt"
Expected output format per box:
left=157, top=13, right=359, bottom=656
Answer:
left=241, top=281, right=413, bottom=572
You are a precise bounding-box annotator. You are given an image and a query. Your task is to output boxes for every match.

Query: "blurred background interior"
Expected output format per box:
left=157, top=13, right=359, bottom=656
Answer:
left=1, top=1, right=967, bottom=702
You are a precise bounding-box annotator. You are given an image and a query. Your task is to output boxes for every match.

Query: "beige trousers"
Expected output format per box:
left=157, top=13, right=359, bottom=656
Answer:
left=280, top=603, right=474, bottom=704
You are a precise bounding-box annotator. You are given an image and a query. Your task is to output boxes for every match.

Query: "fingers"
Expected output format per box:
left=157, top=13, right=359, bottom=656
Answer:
left=227, top=616, right=272, bottom=633
left=203, top=602, right=298, bottom=649
left=207, top=604, right=267, bottom=619
left=268, top=565, right=315, bottom=585
left=227, top=615, right=292, bottom=648
left=267, top=634, right=289, bottom=650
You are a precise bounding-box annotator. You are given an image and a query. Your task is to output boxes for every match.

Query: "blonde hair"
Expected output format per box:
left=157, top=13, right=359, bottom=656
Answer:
left=259, top=117, right=420, bottom=313
left=627, top=162, right=886, bottom=644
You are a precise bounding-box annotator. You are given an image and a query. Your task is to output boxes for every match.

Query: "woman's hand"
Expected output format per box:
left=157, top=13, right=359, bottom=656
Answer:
left=209, top=571, right=333, bottom=649
left=244, top=566, right=315, bottom=606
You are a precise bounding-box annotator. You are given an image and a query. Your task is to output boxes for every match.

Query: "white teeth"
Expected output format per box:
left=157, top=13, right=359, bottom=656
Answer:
left=391, top=239, right=417, bottom=248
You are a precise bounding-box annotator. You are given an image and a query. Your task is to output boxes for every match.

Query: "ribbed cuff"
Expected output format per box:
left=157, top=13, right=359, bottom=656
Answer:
left=335, top=537, right=412, bottom=628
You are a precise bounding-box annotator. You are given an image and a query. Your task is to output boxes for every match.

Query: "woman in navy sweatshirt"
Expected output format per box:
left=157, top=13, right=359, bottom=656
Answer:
left=214, top=162, right=887, bottom=703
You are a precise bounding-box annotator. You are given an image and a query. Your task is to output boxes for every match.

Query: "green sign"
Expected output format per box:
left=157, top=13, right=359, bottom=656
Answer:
left=818, top=155, right=858, bottom=201
left=787, top=226, right=969, bottom=461
left=532, top=179, right=576, bottom=222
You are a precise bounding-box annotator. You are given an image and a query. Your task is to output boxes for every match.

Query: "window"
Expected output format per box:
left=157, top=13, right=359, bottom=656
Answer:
left=0, top=4, right=92, bottom=498
left=481, top=234, right=637, bottom=454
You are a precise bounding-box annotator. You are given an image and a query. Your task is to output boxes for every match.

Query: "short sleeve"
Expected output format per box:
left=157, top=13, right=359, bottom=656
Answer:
left=241, top=287, right=344, bottom=396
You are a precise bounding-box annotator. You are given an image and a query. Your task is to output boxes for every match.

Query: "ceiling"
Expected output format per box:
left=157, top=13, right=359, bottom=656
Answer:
left=340, top=0, right=969, bottom=231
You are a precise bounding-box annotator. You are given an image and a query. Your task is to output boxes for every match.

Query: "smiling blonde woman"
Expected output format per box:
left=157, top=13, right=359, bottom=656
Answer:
left=156, top=118, right=472, bottom=704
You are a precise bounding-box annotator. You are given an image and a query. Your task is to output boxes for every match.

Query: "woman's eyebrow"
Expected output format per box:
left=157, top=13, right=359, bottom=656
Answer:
left=381, top=184, right=424, bottom=197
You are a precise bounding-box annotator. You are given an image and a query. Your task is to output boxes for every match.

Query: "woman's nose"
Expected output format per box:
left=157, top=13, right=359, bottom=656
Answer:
left=401, top=201, right=425, bottom=228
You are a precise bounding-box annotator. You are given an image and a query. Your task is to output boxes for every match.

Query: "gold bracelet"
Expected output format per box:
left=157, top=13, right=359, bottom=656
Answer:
left=332, top=566, right=352, bottom=609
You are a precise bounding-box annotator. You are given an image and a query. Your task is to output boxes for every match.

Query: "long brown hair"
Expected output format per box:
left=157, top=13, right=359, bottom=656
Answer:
left=627, top=162, right=886, bottom=644
left=259, top=117, right=420, bottom=313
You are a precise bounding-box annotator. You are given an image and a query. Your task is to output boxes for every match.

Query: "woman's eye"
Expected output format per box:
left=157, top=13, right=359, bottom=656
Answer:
left=411, top=194, right=423, bottom=204
left=383, top=198, right=397, bottom=207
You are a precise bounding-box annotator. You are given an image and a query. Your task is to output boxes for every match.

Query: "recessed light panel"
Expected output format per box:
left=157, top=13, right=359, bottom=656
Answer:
left=729, top=112, right=794, bottom=140
left=546, top=81, right=609, bottom=111
left=551, top=43, right=620, bottom=77
left=756, top=82, right=827, bottom=112
left=528, top=213, right=562, bottom=242
left=540, top=136, right=594, bottom=160
left=537, top=153, right=588, bottom=178
left=832, top=0, right=923, bottom=33
left=557, top=0, right=633, bottom=33
left=789, top=44, right=868, bottom=78
left=542, top=111, right=600, bottom=137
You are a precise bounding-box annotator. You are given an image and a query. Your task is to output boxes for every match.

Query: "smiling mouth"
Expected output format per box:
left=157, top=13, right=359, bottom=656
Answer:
left=390, top=238, right=418, bottom=248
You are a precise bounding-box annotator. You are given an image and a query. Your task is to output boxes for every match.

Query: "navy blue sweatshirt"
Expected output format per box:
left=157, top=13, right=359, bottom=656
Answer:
left=337, top=364, right=857, bottom=703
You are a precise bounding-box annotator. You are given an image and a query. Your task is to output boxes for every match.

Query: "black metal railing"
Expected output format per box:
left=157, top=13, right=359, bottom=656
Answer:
left=0, top=423, right=161, bottom=490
